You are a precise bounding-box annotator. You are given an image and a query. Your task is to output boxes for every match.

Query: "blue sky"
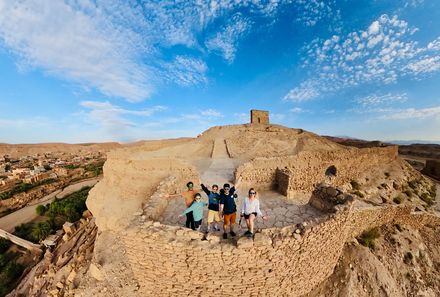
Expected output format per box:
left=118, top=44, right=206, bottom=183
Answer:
left=0, top=0, right=439, bottom=143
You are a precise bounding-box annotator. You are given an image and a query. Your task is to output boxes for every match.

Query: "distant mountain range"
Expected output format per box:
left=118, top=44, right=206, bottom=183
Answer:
left=327, top=136, right=440, bottom=146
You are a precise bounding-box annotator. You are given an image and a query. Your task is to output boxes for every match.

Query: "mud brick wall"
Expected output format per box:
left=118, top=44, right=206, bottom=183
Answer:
left=250, top=110, right=269, bottom=124
left=422, top=159, right=440, bottom=180
left=121, top=191, right=439, bottom=297
left=236, top=146, right=398, bottom=193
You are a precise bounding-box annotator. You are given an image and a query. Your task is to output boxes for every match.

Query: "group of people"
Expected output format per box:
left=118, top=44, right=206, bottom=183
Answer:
left=175, top=181, right=268, bottom=238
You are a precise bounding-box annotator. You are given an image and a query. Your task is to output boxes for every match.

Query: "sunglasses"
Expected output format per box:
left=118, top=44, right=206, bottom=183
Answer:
left=249, top=192, right=256, bottom=195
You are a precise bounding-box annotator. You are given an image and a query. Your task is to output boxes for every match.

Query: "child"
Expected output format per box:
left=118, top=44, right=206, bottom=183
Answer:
left=179, top=193, right=207, bottom=230
left=201, top=183, right=221, bottom=232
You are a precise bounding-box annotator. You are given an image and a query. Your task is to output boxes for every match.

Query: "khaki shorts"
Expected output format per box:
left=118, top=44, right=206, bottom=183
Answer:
left=207, top=210, right=221, bottom=224
left=223, top=213, right=237, bottom=226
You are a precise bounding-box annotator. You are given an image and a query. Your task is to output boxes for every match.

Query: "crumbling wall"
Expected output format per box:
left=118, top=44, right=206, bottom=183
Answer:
left=120, top=188, right=439, bottom=297
left=87, top=157, right=199, bottom=232
left=250, top=110, right=269, bottom=124
left=236, top=146, right=398, bottom=195
left=422, top=159, right=440, bottom=180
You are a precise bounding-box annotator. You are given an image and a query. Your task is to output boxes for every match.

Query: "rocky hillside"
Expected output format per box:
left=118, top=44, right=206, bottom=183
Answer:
left=306, top=223, right=440, bottom=297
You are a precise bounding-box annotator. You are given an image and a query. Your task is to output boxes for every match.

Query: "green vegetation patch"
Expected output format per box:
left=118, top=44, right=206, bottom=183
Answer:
left=0, top=178, right=56, bottom=200
left=420, top=192, right=434, bottom=207
left=357, top=227, right=381, bottom=249
left=350, top=180, right=361, bottom=190
left=15, top=186, right=91, bottom=244
left=84, top=160, right=105, bottom=176
left=0, top=248, right=24, bottom=297
left=408, top=180, right=418, bottom=190
left=393, top=196, right=403, bottom=204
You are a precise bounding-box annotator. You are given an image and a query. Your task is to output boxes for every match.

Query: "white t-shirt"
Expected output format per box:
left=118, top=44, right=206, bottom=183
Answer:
left=241, top=197, right=263, bottom=216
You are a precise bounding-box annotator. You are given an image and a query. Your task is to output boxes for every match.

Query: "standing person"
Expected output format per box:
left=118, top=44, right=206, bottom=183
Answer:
left=240, top=188, right=268, bottom=237
left=201, top=183, right=221, bottom=232
left=179, top=193, right=207, bottom=230
left=169, top=181, right=198, bottom=229
left=219, top=183, right=238, bottom=239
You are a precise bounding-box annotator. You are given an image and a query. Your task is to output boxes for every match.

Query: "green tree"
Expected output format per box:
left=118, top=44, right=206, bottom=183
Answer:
left=0, top=238, right=11, bottom=254
left=2, top=260, right=24, bottom=281
left=35, top=205, right=46, bottom=216
left=31, top=222, right=52, bottom=242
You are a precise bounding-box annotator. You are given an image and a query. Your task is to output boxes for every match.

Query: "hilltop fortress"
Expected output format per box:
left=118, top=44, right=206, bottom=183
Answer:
left=80, top=113, right=438, bottom=297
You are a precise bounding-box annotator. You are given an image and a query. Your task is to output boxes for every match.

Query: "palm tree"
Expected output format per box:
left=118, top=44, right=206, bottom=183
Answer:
left=31, top=222, right=52, bottom=242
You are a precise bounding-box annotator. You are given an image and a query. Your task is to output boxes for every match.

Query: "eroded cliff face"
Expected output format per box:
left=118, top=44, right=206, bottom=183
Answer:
left=87, top=158, right=199, bottom=232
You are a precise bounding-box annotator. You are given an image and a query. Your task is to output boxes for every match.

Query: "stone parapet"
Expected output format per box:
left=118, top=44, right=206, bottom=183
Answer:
left=121, top=183, right=439, bottom=297
left=236, top=146, right=398, bottom=194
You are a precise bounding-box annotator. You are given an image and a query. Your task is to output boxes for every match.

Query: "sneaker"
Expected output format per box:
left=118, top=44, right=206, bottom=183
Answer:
left=246, top=232, right=253, bottom=238
left=214, top=225, right=220, bottom=231
left=244, top=230, right=252, bottom=236
left=223, top=233, right=228, bottom=239
left=230, top=231, right=236, bottom=237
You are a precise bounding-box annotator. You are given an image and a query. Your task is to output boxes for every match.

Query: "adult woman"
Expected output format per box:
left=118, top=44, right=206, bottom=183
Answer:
left=240, top=188, right=267, bottom=237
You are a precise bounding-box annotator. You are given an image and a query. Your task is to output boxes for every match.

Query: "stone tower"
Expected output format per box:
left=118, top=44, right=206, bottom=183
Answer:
left=250, top=109, right=269, bottom=124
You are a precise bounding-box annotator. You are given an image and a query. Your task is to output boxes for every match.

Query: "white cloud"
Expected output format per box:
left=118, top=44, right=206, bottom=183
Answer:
left=294, top=0, right=340, bottom=28
left=163, top=56, right=208, bottom=86
left=286, top=14, right=440, bottom=101
left=379, top=106, right=440, bottom=120
left=284, top=81, right=320, bottom=101
left=290, top=107, right=304, bottom=113
left=0, top=0, right=153, bottom=102
left=368, top=21, right=380, bottom=35
left=205, top=14, right=251, bottom=63
left=356, top=93, right=408, bottom=107
left=405, top=56, right=440, bottom=75
left=79, top=101, right=166, bottom=134
left=200, top=109, right=223, bottom=117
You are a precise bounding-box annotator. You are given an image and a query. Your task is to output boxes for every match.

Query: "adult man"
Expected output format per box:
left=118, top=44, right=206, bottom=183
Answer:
left=169, top=181, right=198, bottom=229
left=201, top=183, right=221, bottom=232
left=219, top=183, right=238, bottom=239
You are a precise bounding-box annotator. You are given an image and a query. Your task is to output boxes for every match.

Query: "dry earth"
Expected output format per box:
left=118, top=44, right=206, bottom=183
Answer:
left=8, top=124, right=440, bottom=297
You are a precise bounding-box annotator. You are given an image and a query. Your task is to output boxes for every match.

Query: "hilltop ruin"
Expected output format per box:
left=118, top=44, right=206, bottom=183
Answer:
left=9, top=121, right=439, bottom=297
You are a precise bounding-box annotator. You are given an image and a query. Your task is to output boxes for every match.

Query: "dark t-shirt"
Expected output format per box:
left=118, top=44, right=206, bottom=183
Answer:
left=219, top=187, right=237, bottom=214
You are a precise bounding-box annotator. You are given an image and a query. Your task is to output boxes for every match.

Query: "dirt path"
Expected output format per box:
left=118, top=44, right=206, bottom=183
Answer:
left=0, top=178, right=100, bottom=233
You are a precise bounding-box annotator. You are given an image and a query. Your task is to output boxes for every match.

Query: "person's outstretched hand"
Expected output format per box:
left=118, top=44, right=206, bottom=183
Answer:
left=262, top=215, right=268, bottom=221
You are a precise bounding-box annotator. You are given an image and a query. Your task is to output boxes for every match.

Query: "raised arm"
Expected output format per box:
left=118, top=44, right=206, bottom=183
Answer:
left=167, top=192, right=181, bottom=199
left=182, top=203, right=195, bottom=215
left=201, top=184, right=210, bottom=196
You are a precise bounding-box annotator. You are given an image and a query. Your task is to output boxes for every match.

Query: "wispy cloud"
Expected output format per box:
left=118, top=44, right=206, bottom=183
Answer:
left=200, top=109, right=223, bottom=117
left=0, top=0, right=154, bottom=102
left=290, top=107, right=305, bottom=113
left=284, top=14, right=440, bottom=101
left=0, top=0, right=341, bottom=103
left=356, top=93, right=408, bottom=107
left=163, top=56, right=208, bottom=86
left=379, top=106, right=440, bottom=120
left=294, top=0, right=340, bottom=28
left=79, top=101, right=166, bottom=134
left=205, top=14, right=251, bottom=63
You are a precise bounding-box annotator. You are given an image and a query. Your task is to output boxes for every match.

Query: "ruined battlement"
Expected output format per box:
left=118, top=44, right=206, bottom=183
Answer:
left=235, top=146, right=399, bottom=198
left=122, top=184, right=440, bottom=297
left=85, top=124, right=437, bottom=297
